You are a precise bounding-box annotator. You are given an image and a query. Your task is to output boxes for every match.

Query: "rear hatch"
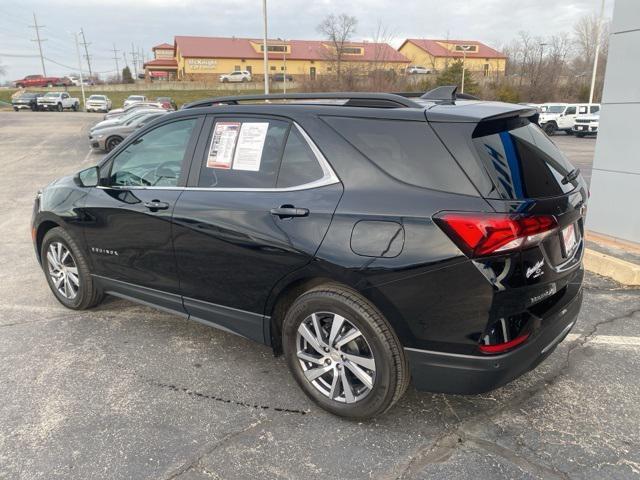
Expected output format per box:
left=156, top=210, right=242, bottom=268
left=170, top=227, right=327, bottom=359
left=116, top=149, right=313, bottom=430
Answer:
left=429, top=108, right=587, bottom=353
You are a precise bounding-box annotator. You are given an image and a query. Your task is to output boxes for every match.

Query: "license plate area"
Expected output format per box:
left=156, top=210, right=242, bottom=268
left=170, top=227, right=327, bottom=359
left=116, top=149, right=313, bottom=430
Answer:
left=561, top=224, right=578, bottom=257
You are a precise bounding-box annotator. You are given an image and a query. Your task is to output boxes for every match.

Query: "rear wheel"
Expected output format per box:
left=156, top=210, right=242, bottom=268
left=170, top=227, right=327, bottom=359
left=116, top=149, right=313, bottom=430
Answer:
left=282, top=284, right=409, bottom=419
left=105, top=136, right=122, bottom=152
left=41, top=227, right=103, bottom=310
left=72, top=103, right=78, bottom=111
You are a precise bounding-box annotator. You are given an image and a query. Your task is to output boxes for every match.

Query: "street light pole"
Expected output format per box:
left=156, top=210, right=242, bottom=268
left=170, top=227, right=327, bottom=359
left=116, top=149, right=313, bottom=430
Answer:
left=73, top=32, right=86, bottom=111
left=262, top=0, right=269, bottom=95
left=589, top=0, right=606, bottom=106
left=283, top=44, right=287, bottom=94
left=461, top=49, right=466, bottom=94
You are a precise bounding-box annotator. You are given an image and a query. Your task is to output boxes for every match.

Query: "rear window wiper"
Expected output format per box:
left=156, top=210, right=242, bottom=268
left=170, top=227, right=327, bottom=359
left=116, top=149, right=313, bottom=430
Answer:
left=561, top=168, right=580, bottom=185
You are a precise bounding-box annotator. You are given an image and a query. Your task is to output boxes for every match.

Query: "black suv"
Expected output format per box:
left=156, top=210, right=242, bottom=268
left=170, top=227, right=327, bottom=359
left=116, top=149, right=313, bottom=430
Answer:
left=32, top=88, right=586, bottom=418
left=12, top=92, right=44, bottom=111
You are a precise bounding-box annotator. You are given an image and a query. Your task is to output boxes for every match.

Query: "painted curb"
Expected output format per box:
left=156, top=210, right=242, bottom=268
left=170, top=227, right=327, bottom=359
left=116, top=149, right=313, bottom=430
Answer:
left=584, top=248, right=640, bottom=286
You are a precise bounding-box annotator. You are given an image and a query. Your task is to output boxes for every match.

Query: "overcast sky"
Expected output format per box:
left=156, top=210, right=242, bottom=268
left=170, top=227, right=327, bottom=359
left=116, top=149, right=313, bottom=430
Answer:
left=0, top=0, right=613, bottom=81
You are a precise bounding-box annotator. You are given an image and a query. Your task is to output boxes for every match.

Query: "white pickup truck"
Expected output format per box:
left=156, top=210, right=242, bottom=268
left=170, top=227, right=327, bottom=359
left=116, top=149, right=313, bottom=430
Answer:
left=37, top=91, right=80, bottom=112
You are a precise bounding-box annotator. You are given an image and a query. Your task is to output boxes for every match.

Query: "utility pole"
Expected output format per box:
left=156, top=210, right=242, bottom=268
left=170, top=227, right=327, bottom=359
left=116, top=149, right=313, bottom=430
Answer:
left=122, top=51, right=129, bottom=68
left=80, top=28, right=93, bottom=79
left=73, top=32, right=86, bottom=110
left=112, top=44, right=120, bottom=83
left=29, top=12, right=47, bottom=77
left=130, top=43, right=138, bottom=79
left=283, top=42, right=287, bottom=94
left=589, top=0, right=606, bottom=106
left=262, top=0, right=269, bottom=94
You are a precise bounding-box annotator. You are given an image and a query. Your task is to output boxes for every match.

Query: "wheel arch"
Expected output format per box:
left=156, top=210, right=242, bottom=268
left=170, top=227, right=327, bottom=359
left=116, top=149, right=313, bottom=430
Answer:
left=35, top=219, right=61, bottom=263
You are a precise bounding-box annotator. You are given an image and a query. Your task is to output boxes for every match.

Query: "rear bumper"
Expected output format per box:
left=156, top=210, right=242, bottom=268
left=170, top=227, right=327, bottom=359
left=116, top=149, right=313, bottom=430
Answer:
left=406, top=286, right=583, bottom=394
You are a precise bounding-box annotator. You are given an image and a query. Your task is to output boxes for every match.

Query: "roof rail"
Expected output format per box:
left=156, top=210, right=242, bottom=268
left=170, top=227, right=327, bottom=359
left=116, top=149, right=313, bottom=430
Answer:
left=182, top=92, right=424, bottom=110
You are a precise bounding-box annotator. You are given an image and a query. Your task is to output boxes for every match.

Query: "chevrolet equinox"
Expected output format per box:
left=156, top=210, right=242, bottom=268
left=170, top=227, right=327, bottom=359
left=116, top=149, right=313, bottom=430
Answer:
left=32, top=88, right=586, bottom=418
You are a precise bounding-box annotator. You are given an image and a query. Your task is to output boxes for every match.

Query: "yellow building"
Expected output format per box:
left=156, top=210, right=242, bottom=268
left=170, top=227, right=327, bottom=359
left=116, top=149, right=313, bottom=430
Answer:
left=398, top=39, right=506, bottom=76
left=172, top=36, right=410, bottom=81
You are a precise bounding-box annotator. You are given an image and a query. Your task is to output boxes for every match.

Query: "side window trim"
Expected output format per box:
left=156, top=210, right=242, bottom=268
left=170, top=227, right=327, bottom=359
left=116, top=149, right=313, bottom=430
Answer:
left=98, top=114, right=205, bottom=190
left=188, top=116, right=340, bottom=192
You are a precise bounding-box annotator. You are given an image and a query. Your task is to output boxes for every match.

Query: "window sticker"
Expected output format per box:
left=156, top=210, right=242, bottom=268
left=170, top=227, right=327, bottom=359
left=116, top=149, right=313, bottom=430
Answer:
left=232, top=122, right=269, bottom=172
left=207, top=122, right=241, bottom=169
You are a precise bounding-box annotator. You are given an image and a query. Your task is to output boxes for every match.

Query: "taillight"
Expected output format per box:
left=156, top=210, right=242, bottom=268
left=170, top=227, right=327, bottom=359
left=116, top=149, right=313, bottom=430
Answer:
left=434, top=212, right=557, bottom=258
left=479, top=333, right=530, bottom=354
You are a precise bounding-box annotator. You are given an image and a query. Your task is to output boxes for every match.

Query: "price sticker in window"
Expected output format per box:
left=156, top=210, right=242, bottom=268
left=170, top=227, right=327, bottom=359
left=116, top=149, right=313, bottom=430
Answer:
left=207, top=122, right=241, bottom=169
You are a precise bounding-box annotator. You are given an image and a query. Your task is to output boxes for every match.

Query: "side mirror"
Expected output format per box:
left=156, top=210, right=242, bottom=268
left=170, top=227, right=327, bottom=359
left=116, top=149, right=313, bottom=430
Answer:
left=75, top=166, right=100, bottom=187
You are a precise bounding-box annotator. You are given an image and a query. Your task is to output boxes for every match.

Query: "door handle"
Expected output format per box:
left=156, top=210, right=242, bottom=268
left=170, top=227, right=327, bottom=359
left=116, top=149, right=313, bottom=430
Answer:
left=144, top=200, right=170, bottom=211
left=270, top=205, right=309, bottom=218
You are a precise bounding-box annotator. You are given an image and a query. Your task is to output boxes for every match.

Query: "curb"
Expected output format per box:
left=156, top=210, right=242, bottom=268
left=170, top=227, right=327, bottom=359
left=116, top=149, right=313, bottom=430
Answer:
left=584, top=248, right=640, bottom=286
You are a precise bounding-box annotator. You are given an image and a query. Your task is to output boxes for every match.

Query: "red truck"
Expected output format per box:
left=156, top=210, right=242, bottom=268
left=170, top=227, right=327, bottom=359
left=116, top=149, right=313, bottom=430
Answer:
left=13, top=75, right=72, bottom=88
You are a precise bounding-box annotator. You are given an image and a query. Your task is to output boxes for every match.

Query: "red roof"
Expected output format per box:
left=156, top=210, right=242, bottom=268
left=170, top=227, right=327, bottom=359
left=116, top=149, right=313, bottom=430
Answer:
left=143, top=58, right=178, bottom=69
left=152, top=43, right=174, bottom=51
left=401, top=39, right=506, bottom=59
left=174, top=36, right=409, bottom=63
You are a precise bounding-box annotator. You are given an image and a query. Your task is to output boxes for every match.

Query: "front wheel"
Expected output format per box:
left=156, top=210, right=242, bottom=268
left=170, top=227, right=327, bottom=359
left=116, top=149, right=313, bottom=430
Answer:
left=105, top=136, right=122, bottom=152
left=72, top=103, right=78, bottom=111
left=575, top=133, right=586, bottom=138
left=13, top=107, right=18, bottom=112
left=57, top=103, right=63, bottom=112
left=282, top=284, right=410, bottom=419
left=41, top=227, right=103, bottom=310
left=543, top=122, right=556, bottom=136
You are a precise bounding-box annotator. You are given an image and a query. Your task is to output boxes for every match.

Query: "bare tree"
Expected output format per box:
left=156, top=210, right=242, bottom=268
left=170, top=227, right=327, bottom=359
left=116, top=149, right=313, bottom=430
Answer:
left=317, top=13, right=358, bottom=81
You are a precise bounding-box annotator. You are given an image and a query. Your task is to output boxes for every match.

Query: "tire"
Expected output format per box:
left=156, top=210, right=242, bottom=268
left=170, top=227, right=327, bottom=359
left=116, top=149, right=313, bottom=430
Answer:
left=13, top=107, right=18, bottom=112
left=543, top=122, right=556, bottom=136
left=72, top=103, right=78, bottom=111
left=57, top=103, right=63, bottom=112
left=41, top=227, right=103, bottom=310
left=242, top=77, right=248, bottom=82
left=222, top=78, right=228, bottom=83
left=105, top=136, right=122, bottom=152
left=576, top=133, right=585, bottom=138
left=282, top=284, right=410, bottom=419
left=565, top=129, right=574, bottom=136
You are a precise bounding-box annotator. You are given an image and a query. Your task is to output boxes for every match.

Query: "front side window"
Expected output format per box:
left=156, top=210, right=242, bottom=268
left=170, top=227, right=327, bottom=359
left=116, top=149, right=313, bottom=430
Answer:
left=198, top=118, right=289, bottom=188
left=565, top=106, right=576, bottom=115
left=109, top=119, right=197, bottom=187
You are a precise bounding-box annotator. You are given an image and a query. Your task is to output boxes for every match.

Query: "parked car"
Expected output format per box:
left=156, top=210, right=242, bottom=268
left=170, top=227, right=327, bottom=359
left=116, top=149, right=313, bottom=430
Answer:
left=103, top=102, right=163, bottom=120
left=538, top=103, right=600, bottom=135
left=219, top=71, right=252, bottom=83
left=271, top=73, right=294, bottom=82
left=32, top=89, right=586, bottom=419
left=406, top=65, right=433, bottom=74
left=123, top=95, right=148, bottom=108
left=13, top=74, right=72, bottom=88
left=86, top=95, right=112, bottom=113
left=12, top=92, right=44, bottom=111
left=89, top=110, right=167, bottom=152
left=37, top=91, right=79, bottom=111
left=572, top=113, right=599, bottom=137
left=66, top=76, right=81, bottom=86
left=156, top=97, right=177, bottom=110
left=90, top=108, right=164, bottom=133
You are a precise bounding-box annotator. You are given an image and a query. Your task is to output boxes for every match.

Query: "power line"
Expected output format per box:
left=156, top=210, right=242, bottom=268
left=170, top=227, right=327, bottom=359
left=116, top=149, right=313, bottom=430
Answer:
left=28, top=12, right=47, bottom=76
left=79, top=28, right=93, bottom=79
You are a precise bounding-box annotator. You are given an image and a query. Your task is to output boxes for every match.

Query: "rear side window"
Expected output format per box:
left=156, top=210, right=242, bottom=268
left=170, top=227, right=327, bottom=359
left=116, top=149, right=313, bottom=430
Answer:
left=322, top=117, right=476, bottom=195
left=276, top=128, right=324, bottom=188
left=472, top=120, right=578, bottom=199
left=198, top=119, right=289, bottom=188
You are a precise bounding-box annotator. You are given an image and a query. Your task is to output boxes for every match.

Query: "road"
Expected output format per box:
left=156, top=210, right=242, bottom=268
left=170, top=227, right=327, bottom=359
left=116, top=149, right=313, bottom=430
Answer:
left=0, top=112, right=638, bottom=480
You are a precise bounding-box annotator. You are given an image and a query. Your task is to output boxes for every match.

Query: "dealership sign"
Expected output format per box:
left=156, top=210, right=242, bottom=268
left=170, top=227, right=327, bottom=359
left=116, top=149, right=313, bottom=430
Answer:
left=187, top=58, right=218, bottom=71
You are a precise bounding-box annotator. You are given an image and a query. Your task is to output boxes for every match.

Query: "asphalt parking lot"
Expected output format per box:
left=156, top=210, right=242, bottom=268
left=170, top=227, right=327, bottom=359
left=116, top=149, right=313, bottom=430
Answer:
left=0, top=111, right=638, bottom=480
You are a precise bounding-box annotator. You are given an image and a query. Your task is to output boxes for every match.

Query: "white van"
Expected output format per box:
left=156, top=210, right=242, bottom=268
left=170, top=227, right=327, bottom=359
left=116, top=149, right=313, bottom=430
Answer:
left=538, top=103, right=600, bottom=135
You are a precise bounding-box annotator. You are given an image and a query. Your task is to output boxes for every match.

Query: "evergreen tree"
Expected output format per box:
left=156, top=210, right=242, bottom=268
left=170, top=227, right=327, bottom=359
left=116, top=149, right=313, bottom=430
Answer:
left=122, top=66, right=134, bottom=84
left=436, top=60, right=480, bottom=96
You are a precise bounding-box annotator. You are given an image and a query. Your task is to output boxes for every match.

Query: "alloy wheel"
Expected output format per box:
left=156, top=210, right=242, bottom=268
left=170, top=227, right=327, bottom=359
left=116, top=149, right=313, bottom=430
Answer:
left=296, top=312, right=376, bottom=403
left=46, top=242, right=79, bottom=299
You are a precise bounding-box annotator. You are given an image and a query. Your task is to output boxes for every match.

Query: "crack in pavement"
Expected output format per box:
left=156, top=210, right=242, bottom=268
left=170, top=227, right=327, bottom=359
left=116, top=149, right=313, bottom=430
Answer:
left=163, top=419, right=268, bottom=480
left=390, top=306, right=640, bottom=480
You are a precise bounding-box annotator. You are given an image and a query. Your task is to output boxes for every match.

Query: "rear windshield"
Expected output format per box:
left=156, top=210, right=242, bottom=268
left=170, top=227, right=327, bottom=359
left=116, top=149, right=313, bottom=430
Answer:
left=472, top=119, right=578, bottom=199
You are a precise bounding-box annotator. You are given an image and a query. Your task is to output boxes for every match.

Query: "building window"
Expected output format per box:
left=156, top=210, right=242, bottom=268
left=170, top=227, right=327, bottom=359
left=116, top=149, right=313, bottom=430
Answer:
left=327, top=66, right=332, bottom=72
left=341, top=47, right=363, bottom=55
left=281, top=66, right=285, bottom=71
left=270, top=66, right=276, bottom=71
left=234, top=65, right=241, bottom=71
left=246, top=66, right=252, bottom=74
left=483, top=63, right=489, bottom=76
left=260, top=44, right=288, bottom=53
left=454, top=44, right=478, bottom=53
